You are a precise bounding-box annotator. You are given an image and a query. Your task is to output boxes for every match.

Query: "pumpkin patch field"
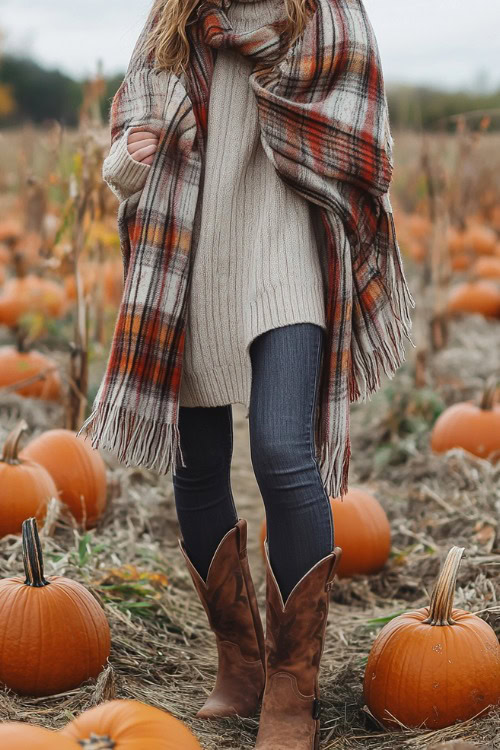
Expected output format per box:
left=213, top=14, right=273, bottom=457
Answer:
left=0, top=122, right=499, bottom=750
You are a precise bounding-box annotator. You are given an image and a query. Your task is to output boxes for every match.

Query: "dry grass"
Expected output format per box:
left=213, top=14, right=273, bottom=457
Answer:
left=0, top=311, right=498, bottom=749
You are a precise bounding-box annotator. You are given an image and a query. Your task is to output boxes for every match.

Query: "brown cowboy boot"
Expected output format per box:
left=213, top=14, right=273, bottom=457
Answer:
left=255, top=540, right=342, bottom=749
left=179, top=518, right=266, bottom=719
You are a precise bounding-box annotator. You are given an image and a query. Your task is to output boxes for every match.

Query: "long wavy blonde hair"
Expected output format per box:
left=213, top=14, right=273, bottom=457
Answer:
left=139, top=0, right=311, bottom=77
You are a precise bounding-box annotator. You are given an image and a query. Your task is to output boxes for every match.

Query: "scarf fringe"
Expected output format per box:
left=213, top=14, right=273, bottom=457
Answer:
left=317, top=239, right=415, bottom=501
left=78, top=404, right=186, bottom=476
left=317, top=427, right=351, bottom=502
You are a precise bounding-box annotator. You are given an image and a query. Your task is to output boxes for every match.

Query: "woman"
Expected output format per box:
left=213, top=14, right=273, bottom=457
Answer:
left=92, top=0, right=412, bottom=747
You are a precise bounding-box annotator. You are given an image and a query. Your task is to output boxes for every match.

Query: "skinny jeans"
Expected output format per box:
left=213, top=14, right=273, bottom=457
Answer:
left=172, top=322, right=335, bottom=602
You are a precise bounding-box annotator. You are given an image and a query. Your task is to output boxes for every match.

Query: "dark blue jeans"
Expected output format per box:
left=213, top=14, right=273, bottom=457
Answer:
left=172, top=323, right=335, bottom=602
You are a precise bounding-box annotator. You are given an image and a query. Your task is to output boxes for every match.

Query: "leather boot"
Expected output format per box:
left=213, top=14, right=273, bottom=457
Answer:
left=255, top=539, right=342, bottom=749
left=179, top=518, right=266, bottom=719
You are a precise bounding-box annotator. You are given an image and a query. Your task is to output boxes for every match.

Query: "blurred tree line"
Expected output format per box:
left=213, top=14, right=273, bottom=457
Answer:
left=1, top=52, right=499, bottom=131
left=0, top=54, right=122, bottom=127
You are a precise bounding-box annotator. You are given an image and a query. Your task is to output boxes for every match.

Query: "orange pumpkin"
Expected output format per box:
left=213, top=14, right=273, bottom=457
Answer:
left=0, top=724, right=75, bottom=749
left=407, top=214, right=432, bottom=241
left=0, top=346, right=62, bottom=400
left=260, top=488, right=391, bottom=578
left=363, top=546, right=500, bottom=729
left=430, top=378, right=500, bottom=461
left=0, top=218, right=23, bottom=243
left=471, top=256, right=500, bottom=280
left=61, top=699, right=203, bottom=749
left=464, top=225, right=497, bottom=256
left=0, top=517, right=110, bottom=696
left=447, top=281, right=500, bottom=318
left=0, top=275, right=66, bottom=327
left=22, top=429, right=107, bottom=528
left=0, top=421, right=55, bottom=538
left=450, top=253, right=471, bottom=272
left=407, top=240, right=426, bottom=264
left=328, top=489, right=391, bottom=577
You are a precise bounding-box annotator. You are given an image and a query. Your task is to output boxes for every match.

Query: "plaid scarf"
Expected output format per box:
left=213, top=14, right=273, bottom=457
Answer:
left=81, top=0, right=414, bottom=498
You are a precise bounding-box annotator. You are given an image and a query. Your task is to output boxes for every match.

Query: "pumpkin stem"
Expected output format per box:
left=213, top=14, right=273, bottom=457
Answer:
left=479, top=374, right=498, bottom=411
left=423, top=546, right=465, bottom=626
left=78, top=734, right=116, bottom=749
left=22, top=517, right=49, bottom=588
left=1, top=419, right=29, bottom=465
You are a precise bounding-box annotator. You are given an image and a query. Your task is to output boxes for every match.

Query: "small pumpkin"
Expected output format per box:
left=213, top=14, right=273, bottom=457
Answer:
left=447, top=280, right=500, bottom=318
left=464, top=224, right=497, bottom=256
left=22, top=429, right=107, bottom=528
left=407, top=214, right=432, bottom=241
left=407, top=240, right=426, bottom=264
left=0, top=517, right=111, bottom=696
left=0, top=723, right=75, bottom=749
left=363, top=546, right=500, bottom=730
left=450, top=252, right=471, bottom=272
left=471, top=255, right=500, bottom=280
left=0, top=345, right=62, bottom=401
left=260, top=487, right=391, bottom=578
left=60, top=699, right=203, bottom=749
left=0, top=275, right=66, bottom=327
left=0, top=218, right=23, bottom=243
left=430, top=378, right=500, bottom=461
left=0, top=421, right=55, bottom=537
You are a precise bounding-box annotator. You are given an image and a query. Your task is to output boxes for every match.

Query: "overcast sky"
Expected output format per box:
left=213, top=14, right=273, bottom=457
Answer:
left=1, top=0, right=499, bottom=91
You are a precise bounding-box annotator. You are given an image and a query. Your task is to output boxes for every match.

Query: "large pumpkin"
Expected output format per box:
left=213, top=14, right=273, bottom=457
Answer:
left=22, top=429, right=107, bottom=528
left=61, top=699, right=202, bottom=749
left=430, top=378, right=500, bottom=461
left=260, top=487, right=391, bottom=578
left=0, top=724, right=75, bottom=749
left=0, top=517, right=110, bottom=696
left=363, top=546, right=500, bottom=730
left=0, top=421, right=55, bottom=537
left=447, top=280, right=500, bottom=318
left=0, top=346, right=62, bottom=401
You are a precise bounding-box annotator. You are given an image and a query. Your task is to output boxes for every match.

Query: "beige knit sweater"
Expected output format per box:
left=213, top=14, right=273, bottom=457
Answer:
left=103, top=0, right=327, bottom=415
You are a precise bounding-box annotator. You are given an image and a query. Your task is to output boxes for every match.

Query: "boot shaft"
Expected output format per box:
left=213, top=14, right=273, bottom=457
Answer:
left=179, top=519, right=265, bottom=664
left=263, top=541, right=342, bottom=697
left=255, top=543, right=342, bottom=749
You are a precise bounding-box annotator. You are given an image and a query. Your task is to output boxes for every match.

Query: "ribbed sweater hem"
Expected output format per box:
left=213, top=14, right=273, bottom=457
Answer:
left=179, top=278, right=326, bottom=411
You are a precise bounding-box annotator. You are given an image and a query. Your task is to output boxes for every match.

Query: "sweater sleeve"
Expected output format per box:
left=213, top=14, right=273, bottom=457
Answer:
left=102, top=126, right=151, bottom=203
left=101, top=3, right=160, bottom=203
